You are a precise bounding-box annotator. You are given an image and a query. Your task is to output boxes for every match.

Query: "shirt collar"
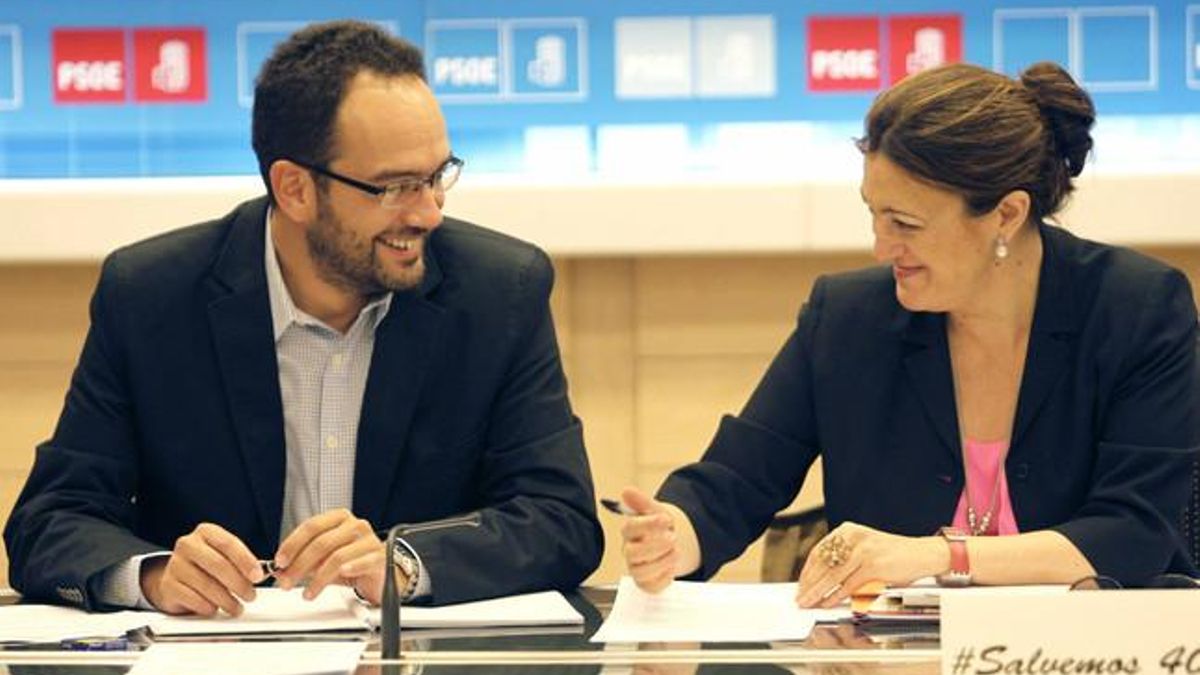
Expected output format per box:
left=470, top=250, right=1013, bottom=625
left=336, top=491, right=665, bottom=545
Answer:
left=264, top=208, right=393, bottom=342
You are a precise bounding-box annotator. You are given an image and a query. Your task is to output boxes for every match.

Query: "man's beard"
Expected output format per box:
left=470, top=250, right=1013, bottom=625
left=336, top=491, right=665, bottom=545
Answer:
left=306, top=197, right=426, bottom=296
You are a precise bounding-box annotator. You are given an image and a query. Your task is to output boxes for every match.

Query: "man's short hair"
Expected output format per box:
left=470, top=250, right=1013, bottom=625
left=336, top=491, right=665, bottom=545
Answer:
left=251, top=20, right=426, bottom=202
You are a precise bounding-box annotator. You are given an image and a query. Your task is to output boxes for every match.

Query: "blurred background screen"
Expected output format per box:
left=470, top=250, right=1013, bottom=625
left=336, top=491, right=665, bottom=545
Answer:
left=1, top=0, right=1197, bottom=181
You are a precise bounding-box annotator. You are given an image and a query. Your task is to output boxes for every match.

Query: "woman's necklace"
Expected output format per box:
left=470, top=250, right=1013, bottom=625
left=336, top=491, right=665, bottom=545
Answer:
left=965, top=461, right=1004, bottom=536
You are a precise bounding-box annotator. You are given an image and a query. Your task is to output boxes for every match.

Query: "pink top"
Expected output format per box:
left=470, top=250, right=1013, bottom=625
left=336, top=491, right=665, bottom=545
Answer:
left=951, top=439, right=1019, bottom=535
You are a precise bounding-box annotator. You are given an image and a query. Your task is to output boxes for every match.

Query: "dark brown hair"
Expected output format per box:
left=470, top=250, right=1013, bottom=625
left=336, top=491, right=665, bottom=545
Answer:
left=251, top=20, right=426, bottom=202
left=857, top=62, right=1095, bottom=222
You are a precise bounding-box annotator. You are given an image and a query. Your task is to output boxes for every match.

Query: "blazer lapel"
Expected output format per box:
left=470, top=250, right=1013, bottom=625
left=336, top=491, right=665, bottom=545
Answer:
left=900, top=310, right=962, bottom=460
left=354, top=243, right=448, bottom=525
left=1011, top=226, right=1076, bottom=448
left=205, top=198, right=286, bottom=548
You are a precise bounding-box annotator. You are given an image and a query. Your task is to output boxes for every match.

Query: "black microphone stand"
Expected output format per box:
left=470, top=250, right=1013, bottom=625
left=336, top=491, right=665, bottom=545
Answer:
left=382, top=512, right=483, bottom=663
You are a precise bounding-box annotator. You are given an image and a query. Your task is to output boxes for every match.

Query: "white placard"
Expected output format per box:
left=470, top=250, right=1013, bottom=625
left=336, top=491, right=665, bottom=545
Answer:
left=941, top=590, right=1200, bottom=675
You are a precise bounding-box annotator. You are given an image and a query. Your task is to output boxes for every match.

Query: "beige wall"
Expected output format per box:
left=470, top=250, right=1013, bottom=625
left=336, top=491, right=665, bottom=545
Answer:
left=3, top=246, right=1200, bottom=586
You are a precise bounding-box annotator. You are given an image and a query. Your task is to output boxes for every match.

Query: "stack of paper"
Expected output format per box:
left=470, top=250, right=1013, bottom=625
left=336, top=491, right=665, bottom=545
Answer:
left=150, top=587, right=368, bottom=636
left=591, top=577, right=844, bottom=643
left=150, top=586, right=583, bottom=636
left=369, top=589, right=584, bottom=629
left=0, top=604, right=158, bottom=643
left=857, top=578, right=1071, bottom=623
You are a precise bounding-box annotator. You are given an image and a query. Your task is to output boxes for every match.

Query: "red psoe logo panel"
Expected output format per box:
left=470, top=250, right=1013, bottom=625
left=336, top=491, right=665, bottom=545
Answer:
left=807, top=16, right=881, bottom=92
left=53, top=28, right=126, bottom=103
left=133, top=28, right=207, bottom=102
left=887, top=14, right=962, bottom=85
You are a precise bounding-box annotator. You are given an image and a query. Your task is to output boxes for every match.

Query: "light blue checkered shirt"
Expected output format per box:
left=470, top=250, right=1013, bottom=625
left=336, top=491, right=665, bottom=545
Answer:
left=97, top=211, right=429, bottom=607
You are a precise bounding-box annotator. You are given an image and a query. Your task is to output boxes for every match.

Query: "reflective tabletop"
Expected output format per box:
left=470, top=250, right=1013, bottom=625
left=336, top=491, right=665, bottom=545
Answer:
left=0, top=588, right=943, bottom=674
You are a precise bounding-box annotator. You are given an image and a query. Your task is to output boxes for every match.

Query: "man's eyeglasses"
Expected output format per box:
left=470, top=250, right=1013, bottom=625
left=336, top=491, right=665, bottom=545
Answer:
left=292, top=155, right=464, bottom=209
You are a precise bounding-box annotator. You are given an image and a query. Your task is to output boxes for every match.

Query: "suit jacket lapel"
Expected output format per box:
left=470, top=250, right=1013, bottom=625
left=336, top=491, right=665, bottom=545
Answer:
left=354, top=240, right=448, bottom=526
left=900, top=310, right=962, bottom=460
left=205, top=198, right=286, bottom=549
left=1011, top=225, right=1076, bottom=449
left=899, top=225, right=1078, bottom=465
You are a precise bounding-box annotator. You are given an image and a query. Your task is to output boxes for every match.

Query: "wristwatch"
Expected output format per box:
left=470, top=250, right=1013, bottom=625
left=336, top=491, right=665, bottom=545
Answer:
left=936, top=527, right=972, bottom=587
left=393, top=544, right=420, bottom=602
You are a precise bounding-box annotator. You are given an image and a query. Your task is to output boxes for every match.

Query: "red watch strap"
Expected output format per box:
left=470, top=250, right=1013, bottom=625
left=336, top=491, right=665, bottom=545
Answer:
left=946, top=536, right=969, bottom=575
left=938, top=527, right=971, bottom=586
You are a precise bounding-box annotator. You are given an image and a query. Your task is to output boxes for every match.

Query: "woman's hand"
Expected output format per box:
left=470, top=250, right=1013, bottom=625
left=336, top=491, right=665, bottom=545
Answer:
left=795, top=522, right=948, bottom=608
left=618, top=487, right=704, bottom=593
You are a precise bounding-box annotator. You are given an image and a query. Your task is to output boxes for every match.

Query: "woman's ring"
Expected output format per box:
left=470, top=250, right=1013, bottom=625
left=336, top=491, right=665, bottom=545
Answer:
left=817, top=534, right=851, bottom=568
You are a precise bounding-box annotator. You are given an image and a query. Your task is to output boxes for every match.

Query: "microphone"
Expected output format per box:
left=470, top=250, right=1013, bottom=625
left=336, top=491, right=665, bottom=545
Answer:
left=382, top=512, right=482, bottom=661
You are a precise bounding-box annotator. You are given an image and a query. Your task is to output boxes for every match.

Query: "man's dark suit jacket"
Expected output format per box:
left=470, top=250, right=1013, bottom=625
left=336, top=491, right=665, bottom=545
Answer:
left=5, top=197, right=602, bottom=609
left=660, top=224, right=1200, bottom=584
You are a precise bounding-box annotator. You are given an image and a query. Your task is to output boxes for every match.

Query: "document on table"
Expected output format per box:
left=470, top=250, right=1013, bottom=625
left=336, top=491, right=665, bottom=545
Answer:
left=150, top=587, right=369, bottom=636
left=858, top=577, right=1070, bottom=622
left=871, top=578, right=1070, bottom=608
left=364, top=589, right=584, bottom=629
left=150, top=586, right=583, bottom=636
left=0, top=604, right=158, bottom=643
left=592, top=577, right=844, bottom=643
left=128, top=641, right=366, bottom=675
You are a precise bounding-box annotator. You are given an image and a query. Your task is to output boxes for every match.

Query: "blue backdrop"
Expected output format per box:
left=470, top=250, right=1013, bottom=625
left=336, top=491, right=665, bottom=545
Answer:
left=0, top=0, right=1196, bottom=177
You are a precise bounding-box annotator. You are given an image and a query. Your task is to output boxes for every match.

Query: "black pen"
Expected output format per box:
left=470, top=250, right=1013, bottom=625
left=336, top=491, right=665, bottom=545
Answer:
left=600, top=497, right=638, bottom=516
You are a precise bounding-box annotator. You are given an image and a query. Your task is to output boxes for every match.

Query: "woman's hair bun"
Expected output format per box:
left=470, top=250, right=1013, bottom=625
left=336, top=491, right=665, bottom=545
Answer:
left=1020, top=62, right=1095, bottom=177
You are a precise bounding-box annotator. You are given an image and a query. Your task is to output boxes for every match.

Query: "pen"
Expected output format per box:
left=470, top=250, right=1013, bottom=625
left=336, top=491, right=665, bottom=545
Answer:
left=60, top=637, right=130, bottom=651
left=258, top=559, right=281, bottom=580
left=600, top=497, right=638, bottom=516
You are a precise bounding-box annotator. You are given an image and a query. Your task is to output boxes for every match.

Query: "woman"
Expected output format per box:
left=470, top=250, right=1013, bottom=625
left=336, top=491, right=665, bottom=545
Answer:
left=619, top=62, right=1200, bottom=607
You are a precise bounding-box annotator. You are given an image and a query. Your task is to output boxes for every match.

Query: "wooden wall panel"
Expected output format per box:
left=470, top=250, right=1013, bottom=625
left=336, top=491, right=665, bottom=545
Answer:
left=548, top=259, right=572, bottom=357
left=0, top=364, right=73, bottom=472
left=0, top=265, right=98, bottom=587
left=635, top=355, right=770, bottom=469
left=0, top=265, right=97, bottom=362
left=635, top=254, right=873, bottom=357
left=559, top=259, right=637, bottom=585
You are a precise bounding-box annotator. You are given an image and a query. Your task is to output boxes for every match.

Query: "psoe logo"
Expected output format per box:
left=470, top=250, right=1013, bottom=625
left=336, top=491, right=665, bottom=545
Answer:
left=53, top=28, right=126, bottom=103
left=888, top=14, right=961, bottom=84
left=133, top=28, right=207, bottom=101
left=52, top=27, right=208, bottom=104
left=807, top=16, right=881, bottom=92
left=433, top=55, right=499, bottom=88
left=527, top=35, right=566, bottom=88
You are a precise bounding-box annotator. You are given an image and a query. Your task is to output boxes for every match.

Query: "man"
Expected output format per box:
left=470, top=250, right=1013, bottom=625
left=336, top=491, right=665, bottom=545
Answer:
left=4, top=20, right=602, bottom=614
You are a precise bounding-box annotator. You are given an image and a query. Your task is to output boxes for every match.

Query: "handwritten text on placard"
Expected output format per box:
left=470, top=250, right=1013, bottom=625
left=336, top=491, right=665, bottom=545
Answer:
left=941, top=590, right=1200, bottom=675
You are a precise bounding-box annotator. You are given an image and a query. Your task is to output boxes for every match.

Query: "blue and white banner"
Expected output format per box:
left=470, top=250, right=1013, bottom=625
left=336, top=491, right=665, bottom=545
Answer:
left=0, top=0, right=1196, bottom=178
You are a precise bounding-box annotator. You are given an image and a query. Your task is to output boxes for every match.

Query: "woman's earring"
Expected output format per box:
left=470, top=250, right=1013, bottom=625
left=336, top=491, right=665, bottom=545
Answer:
left=994, top=234, right=1009, bottom=263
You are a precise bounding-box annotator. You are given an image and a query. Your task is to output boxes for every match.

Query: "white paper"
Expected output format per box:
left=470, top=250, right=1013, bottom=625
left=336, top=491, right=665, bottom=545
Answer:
left=150, top=586, right=583, bottom=636
left=149, top=587, right=369, bottom=636
left=880, top=579, right=1070, bottom=607
left=128, top=641, right=366, bottom=675
left=0, top=604, right=158, bottom=643
left=364, top=589, right=584, bottom=629
left=591, top=577, right=822, bottom=643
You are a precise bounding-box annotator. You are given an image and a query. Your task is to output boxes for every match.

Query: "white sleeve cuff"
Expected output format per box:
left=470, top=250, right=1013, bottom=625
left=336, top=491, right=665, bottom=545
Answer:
left=95, top=551, right=170, bottom=609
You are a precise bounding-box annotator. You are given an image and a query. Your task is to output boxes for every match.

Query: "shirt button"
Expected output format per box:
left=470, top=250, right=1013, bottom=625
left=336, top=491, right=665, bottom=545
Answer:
left=325, top=435, right=339, bottom=449
left=331, top=354, right=345, bottom=370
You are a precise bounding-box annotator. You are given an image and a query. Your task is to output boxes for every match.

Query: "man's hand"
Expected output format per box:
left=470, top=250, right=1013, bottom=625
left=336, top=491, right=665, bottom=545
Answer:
left=273, top=508, right=401, bottom=605
left=141, top=522, right=264, bottom=616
